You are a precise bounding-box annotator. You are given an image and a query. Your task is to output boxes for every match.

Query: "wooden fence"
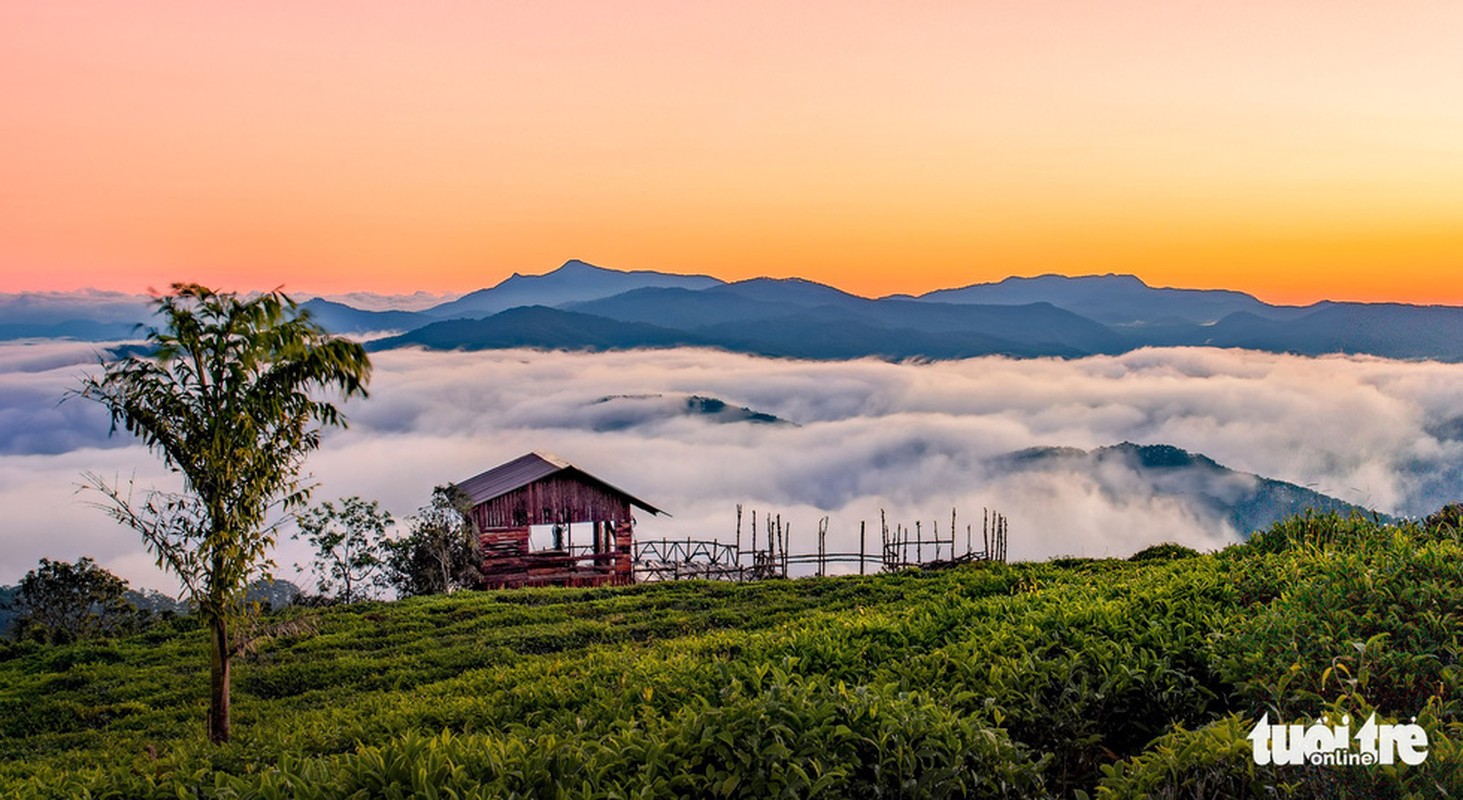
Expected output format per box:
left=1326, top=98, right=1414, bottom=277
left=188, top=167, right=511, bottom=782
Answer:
left=633, top=505, right=1009, bottom=582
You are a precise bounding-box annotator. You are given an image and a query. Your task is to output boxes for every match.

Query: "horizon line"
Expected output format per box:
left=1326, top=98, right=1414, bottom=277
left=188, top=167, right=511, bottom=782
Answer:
left=3, top=259, right=1455, bottom=309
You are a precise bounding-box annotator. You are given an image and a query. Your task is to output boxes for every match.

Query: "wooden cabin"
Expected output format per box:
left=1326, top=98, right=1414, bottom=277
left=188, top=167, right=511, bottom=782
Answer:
left=458, top=451, right=665, bottom=589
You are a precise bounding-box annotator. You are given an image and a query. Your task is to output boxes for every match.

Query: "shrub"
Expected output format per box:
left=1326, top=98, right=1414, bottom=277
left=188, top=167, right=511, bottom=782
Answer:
left=1128, top=543, right=1199, bottom=562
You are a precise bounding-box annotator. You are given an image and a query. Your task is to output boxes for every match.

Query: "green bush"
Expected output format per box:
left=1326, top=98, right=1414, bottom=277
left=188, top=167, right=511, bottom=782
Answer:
left=1128, top=543, right=1199, bottom=562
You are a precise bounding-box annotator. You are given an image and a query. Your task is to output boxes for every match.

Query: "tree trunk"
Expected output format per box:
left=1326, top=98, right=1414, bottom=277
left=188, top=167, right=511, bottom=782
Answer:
left=438, top=537, right=453, bottom=594
left=208, top=613, right=231, bottom=744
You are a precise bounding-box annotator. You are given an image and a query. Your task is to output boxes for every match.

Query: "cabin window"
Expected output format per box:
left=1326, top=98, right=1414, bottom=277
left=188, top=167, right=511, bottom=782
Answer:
left=527, top=521, right=594, bottom=553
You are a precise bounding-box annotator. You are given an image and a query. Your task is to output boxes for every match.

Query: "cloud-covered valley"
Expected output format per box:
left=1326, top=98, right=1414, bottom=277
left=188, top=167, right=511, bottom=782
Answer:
left=1, top=343, right=1459, bottom=591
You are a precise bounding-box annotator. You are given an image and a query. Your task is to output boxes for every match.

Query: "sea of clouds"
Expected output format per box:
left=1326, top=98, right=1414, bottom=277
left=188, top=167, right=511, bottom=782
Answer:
left=2, top=342, right=1460, bottom=592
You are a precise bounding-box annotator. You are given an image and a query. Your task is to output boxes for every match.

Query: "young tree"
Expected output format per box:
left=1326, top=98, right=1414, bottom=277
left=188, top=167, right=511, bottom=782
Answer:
left=77, top=283, right=370, bottom=744
left=293, top=496, right=393, bottom=603
left=10, top=557, right=131, bottom=644
left=382, top=485, right=482, bottom=597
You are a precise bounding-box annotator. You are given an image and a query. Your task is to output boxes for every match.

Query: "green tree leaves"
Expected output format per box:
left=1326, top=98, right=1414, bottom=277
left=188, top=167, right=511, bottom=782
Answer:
left=293, top=497, right=393, bottom=604
left=381, top=485, right=482, bottom=597
left=8, top=558, right=131, bottom=644
left=75, top=283, right=370, bottom=743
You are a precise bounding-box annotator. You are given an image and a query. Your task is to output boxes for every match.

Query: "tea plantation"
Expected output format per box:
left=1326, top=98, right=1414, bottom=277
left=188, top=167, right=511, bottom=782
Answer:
left=1, top=512, right=1460, bottom=798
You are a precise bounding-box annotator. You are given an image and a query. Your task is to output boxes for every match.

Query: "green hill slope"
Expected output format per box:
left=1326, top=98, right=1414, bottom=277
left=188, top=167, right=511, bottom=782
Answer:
left=2, top=512, right=1460, bottom=797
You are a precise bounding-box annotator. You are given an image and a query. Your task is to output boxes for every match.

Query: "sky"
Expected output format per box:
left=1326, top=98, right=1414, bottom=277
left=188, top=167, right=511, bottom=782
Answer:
left=2, top=2, right=1462, bottom=303
left=3, top=342, right=1460, bottom=593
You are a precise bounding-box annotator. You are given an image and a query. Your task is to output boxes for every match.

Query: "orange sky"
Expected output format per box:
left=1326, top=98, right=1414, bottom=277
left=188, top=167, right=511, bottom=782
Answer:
left=2, top=2, right=1461, bottom=304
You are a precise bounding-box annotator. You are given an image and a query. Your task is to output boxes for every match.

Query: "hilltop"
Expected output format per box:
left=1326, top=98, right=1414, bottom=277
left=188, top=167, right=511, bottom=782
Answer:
left=1000, top=442, right=1382, bottom=535
left=1, top=512, right=1460, bottom=797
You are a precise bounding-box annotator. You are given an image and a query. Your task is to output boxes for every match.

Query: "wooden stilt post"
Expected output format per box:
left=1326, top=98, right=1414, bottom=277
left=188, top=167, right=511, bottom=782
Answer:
left=735, top=504, right=742, bottom=568
left=860, top=520, right=867, bottom=575
left=983, top=508, right=990, bottom=560
left=768, top=511, right=774, bottom=575
left=783, top=521, right=790, bottom=577
left=952, top=507, right=958, bottom=557
left=751, top=509, right=758, bottom=572
left=880, top=509, right=888, bottom=570
left=818, top=516, right=828, bottom=576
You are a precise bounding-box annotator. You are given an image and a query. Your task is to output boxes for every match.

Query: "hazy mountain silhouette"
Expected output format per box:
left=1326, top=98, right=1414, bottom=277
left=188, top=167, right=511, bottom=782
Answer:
left=1198, top=303, right=1463, bottom=360
left=367, top=306, right=712, bottom=352
left=421, top=259, right=722, bottom=320
left=0, top=320, right=143, bottom=340
left=999, top=442, right=1384, bottom=535
left=373, top=299, right=1115, bottom=360
left=341, top=270, right=1463, bottom=363
left=569, top=276, right=1125, bottom=357
left=911, top=273, right=1295, bottom=325
left=0, top=291, right=152, bottom=340
left=708, top=277, right=870, bottom=309
left=567, top=286, right=811, bottom=329
left=8, top=263, right=1462, bottom=361
left=693, top=301, right=1116, bottom=359
left=299, top=298, right=427, bottom=333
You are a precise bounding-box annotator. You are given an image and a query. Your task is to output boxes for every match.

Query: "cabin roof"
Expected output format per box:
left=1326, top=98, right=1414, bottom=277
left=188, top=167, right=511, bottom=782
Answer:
left=456, top=451, right=666, bottom=516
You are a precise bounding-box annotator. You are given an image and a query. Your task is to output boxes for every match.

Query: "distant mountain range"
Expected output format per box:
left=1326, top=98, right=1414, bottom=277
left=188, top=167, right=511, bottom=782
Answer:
left=5, top=260, right=1461, bottom=361
left=998, top=442, right=1384, bottom=536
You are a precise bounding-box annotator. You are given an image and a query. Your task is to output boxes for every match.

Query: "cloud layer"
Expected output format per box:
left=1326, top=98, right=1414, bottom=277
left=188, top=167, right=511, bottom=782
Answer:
left=2, top=344, right=1460, bottom=591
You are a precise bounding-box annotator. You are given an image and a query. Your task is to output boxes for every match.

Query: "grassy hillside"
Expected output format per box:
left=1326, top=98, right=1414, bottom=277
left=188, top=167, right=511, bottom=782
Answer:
left=1, top=512, right=1460, bottom=798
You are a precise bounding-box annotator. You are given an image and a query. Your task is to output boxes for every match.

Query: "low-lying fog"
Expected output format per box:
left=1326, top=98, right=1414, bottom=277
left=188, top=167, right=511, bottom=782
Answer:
left=2, top=343, right=1459, bottom=591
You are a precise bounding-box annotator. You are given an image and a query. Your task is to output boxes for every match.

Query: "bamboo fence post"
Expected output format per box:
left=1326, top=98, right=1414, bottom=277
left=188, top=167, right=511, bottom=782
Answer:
left=880, top=509, right=889, bottom=570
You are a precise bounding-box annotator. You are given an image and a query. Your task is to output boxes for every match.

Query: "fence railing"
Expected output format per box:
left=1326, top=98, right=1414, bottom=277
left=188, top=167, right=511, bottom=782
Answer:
left=633, top=505, right=1009, bottom=582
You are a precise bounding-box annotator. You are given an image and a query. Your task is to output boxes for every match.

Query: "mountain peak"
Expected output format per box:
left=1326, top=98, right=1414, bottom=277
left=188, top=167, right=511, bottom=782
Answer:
left=421, top=260, right=723, bottom=320
left=556, top=259, right=606, bottom=273
left=995, top=273, right=1150, bottom=288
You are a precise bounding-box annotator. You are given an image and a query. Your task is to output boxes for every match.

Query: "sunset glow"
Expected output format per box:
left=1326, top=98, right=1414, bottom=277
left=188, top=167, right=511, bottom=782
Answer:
left=3, top=2, right=1461, bottom=303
